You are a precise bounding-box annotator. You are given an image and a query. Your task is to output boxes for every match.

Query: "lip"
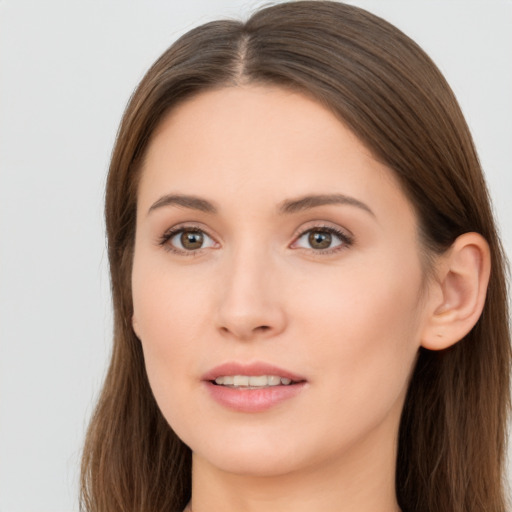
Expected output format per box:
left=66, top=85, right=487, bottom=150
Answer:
left=202, top=362, right=307, bottom=413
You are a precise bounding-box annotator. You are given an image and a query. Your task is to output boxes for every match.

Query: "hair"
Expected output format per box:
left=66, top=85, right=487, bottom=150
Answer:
left=80, top=2, right=511, bottom=511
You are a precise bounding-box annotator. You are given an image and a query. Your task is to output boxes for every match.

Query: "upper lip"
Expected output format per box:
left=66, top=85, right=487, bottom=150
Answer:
left=202, top=362, right=306, bottom=382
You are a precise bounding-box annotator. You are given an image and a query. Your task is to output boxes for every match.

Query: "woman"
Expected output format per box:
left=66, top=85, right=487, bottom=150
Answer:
left=80, top=2, right=511, bottom=511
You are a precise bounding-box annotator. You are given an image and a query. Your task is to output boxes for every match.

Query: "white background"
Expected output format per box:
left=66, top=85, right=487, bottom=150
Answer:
left=1, top=1, right=511, bottom=510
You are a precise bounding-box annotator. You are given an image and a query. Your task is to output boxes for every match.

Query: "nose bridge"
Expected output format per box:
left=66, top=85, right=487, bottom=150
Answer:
left=216, top=237, right=286, bottom=340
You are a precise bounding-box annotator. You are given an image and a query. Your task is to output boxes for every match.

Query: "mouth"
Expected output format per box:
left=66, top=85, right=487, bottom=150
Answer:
left=202, top=362, right=307, bottom=411
left=202, top=361, right=306, bottom=387
left=211, top=374, right=300, bottom=389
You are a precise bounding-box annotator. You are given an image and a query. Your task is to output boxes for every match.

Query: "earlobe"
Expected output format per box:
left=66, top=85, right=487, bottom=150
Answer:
left=421, top=232, right=491, bottom=350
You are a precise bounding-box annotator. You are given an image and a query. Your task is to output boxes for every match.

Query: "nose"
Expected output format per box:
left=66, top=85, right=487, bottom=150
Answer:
left=215, top=247, right=287, bottom=341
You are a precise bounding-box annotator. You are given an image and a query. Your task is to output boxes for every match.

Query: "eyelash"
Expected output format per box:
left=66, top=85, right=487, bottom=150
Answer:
left=292, top=225, right=354, bottom=255
left=158, top=223, right=216, bottom=257
left=158, top=223, right=354, bottom=256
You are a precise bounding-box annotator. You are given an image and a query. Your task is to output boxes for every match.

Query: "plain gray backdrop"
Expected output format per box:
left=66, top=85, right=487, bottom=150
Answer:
left=1, top=1, right=511, bottom=510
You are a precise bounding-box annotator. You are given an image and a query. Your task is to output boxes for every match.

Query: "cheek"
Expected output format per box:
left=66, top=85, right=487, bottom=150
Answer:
left=294, top=253, right=424, bottom=411
left=133, top=288, right=204, bottom=439
left=131, top=254, right=209, bottom=407
left=132, top=247, right=211, bottom=345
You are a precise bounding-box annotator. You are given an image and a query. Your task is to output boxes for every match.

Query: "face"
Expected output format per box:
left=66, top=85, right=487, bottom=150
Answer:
left=132, top=85, right=431, bottom=478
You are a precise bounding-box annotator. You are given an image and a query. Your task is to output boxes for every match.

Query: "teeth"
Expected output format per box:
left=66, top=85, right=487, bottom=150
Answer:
left=214, top=375, right=295, bottom=387
left=249, top=375, right=267, bottom=386
left=233, top=375, right=249, bottom=386
left=267, top=375, right=281, bottom=386
left=222, top=376, right=234, bottom=385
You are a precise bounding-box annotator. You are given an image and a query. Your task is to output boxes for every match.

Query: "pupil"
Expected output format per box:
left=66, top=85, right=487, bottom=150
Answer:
left=181, top=231, right=203, bottom=249
left=309, top=231, right=331, bottom=249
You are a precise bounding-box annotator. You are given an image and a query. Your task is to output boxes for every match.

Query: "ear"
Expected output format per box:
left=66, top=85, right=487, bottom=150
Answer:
left=421, top=232, right=491, bottom=350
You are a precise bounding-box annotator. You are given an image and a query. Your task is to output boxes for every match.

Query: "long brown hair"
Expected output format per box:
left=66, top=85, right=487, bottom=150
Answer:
left=80, top=2, right=511, bottom=511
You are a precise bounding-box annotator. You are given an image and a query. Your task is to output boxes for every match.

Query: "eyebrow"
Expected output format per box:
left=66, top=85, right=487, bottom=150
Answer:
left=278, top=193, right=375, bottom=217
left=147, top=192, right=374, bottom=217
left=148, top=194, right=217, bottom=215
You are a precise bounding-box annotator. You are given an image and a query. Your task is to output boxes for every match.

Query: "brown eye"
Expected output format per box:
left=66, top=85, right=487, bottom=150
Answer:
left=292, top=227, right=349, bottom=252
left=166, top=228, right=216, bottom=253
left=308, top=230, right=332, bottom=249
left=180, top=230, right=204, bottom=250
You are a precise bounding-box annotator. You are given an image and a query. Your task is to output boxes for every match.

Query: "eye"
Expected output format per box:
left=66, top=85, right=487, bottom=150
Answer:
left=292, top=226, right=352, bottom=252
left=160, top=227, right=217, bottom=254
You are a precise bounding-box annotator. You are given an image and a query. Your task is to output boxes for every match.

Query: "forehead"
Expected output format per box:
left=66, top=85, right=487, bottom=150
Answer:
left=138, top=85, right=413, bottom=223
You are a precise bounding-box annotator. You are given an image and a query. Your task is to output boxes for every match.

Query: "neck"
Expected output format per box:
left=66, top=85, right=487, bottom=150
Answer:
left=188, top=422, right=401, bottom=512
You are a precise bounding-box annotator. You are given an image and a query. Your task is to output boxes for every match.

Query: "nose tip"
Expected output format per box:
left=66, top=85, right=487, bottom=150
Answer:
left=218, top=316, right=279, bottom=341
left=217, top=293, right=287, bottom=340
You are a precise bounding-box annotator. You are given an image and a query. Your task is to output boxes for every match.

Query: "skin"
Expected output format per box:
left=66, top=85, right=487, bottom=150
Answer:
left=131, top=85, right=446, bottom=512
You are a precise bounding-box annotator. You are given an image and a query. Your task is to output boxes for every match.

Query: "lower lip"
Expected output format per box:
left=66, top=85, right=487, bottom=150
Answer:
left=204, top=381, right=306, bottom=412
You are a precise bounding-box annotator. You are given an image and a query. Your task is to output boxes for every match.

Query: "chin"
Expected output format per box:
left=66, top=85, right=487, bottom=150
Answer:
left=199, top=446, right=304, bottom=478
left=184, top=425, right=311, bottom=477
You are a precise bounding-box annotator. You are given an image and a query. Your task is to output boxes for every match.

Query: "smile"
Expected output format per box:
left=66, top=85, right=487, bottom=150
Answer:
left=203, top=362, right=307, bottom=412
left=213, top=375, right=294, bottom=387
